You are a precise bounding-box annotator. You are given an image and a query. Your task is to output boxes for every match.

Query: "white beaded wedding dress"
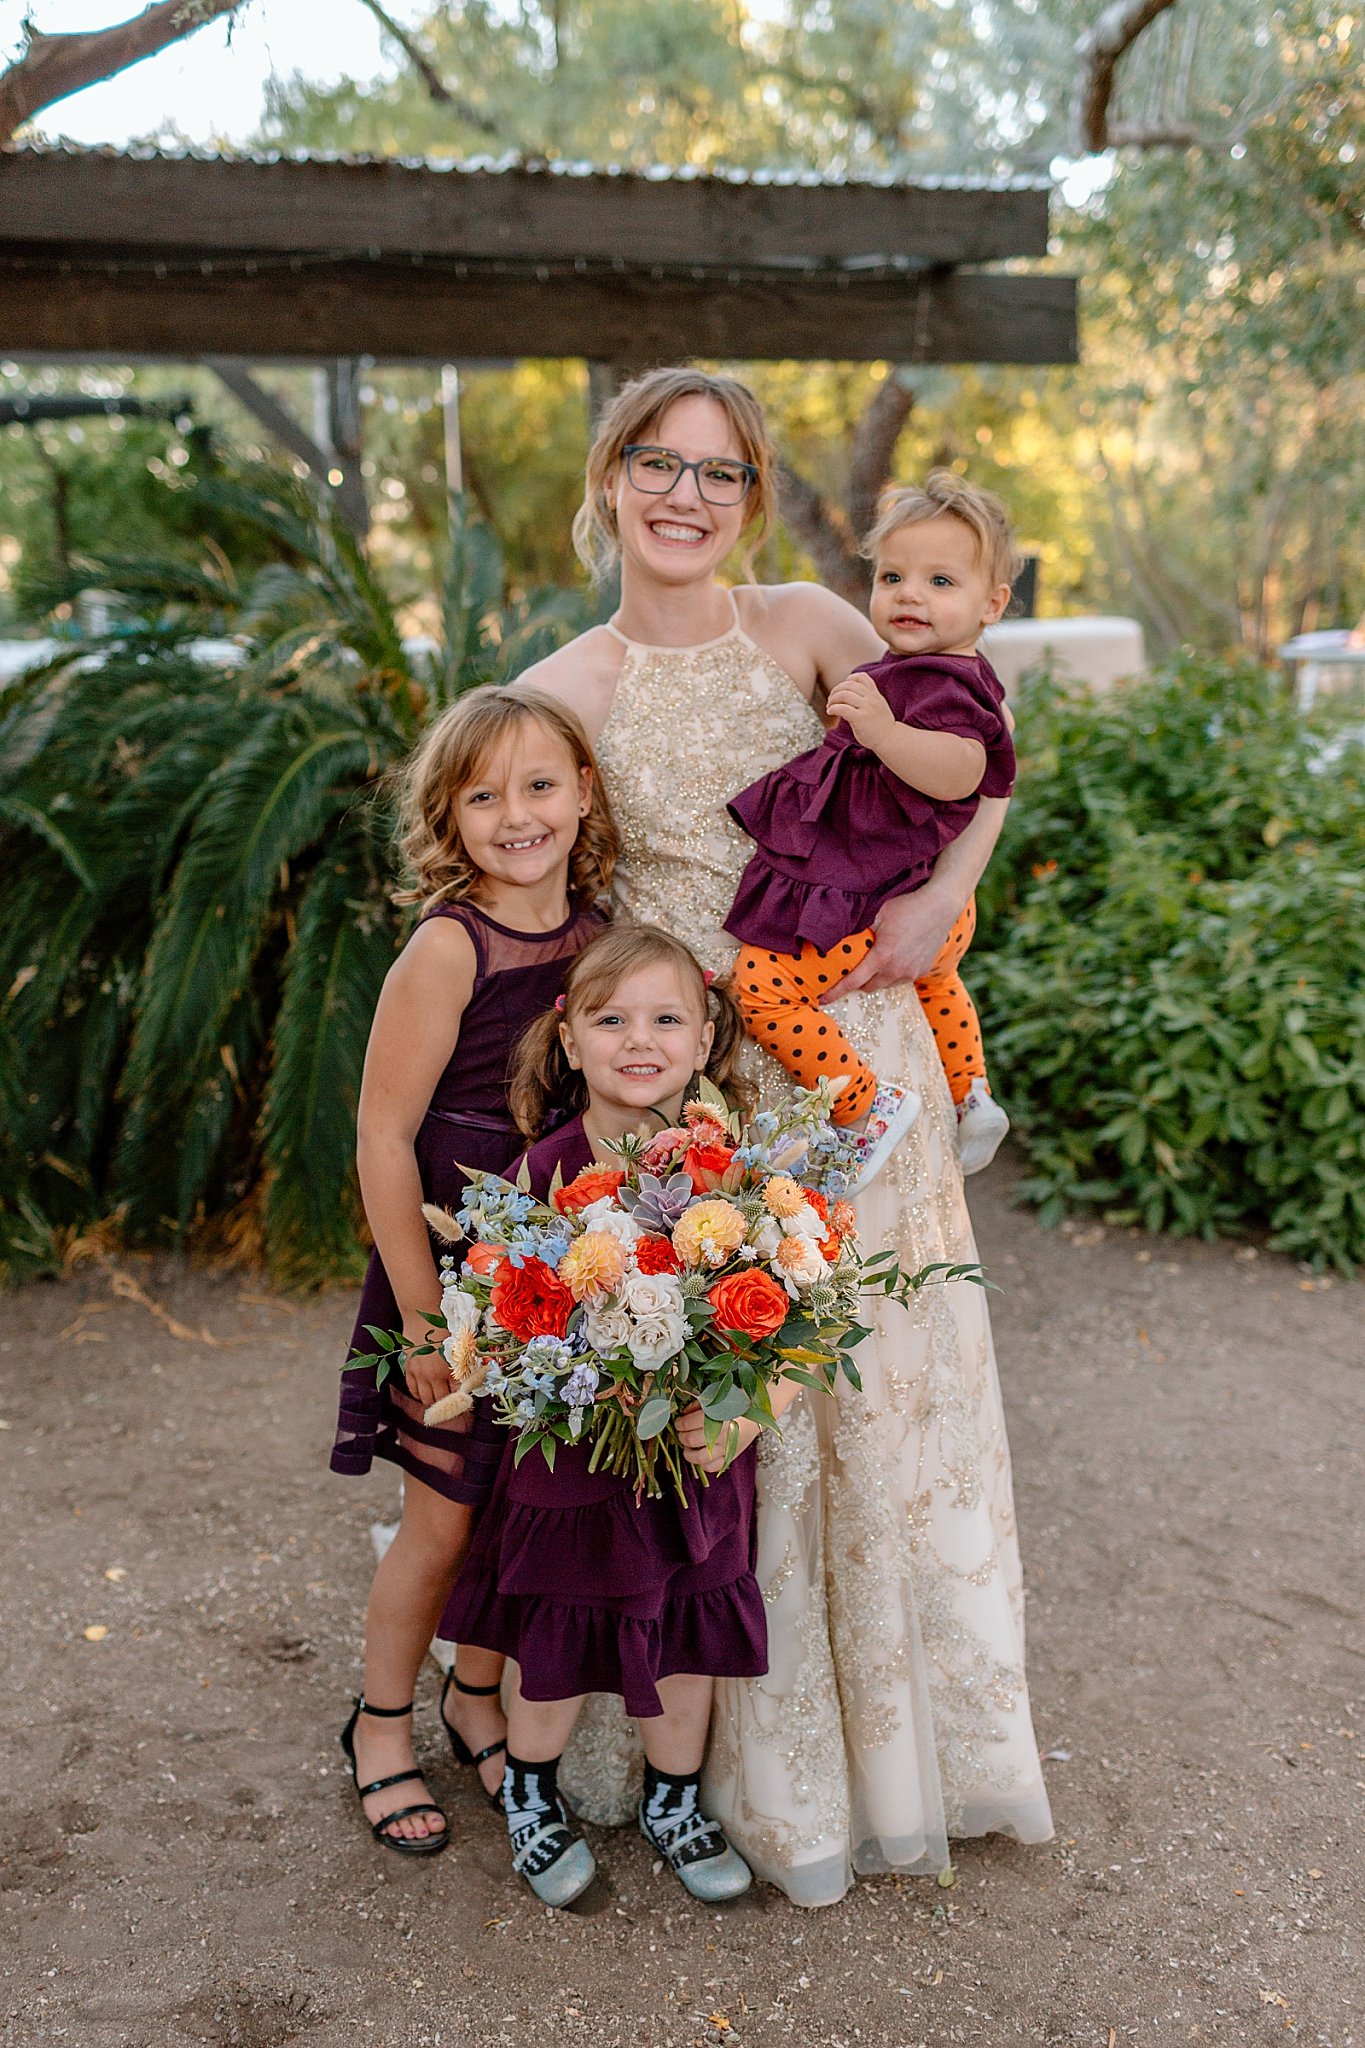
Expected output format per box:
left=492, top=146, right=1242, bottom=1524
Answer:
left=560, top=604, right=1053, bottom=1906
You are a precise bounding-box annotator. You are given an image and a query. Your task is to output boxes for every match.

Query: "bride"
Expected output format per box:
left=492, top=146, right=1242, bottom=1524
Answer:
left=521, top=366, right=1053, bottom=1906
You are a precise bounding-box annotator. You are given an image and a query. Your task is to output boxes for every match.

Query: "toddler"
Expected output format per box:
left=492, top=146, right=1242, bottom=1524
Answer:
left=725, top=470, right=1017, bottom=1187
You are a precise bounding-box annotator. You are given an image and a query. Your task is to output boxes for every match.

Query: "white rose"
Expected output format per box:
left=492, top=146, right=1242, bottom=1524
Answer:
left=618, top=1268, right=685, bottom=1319
left=584, top=1303, right=633, bottom=1354
left=579, top=1195, right=644, bottom=1244
left=626, top=1309, right=690, bottom=1367
left=780, top=1203, right=826, bottom=1242
left=441, top=1285, right=480, bottom=1336
left=748, top=1216, right=783, bottom=1260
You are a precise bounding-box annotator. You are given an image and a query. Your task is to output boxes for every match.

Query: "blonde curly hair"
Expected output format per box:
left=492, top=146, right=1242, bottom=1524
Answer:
left=862, top=469, right=1020, bottom=588
left=394, top=686, right=618, bottom=912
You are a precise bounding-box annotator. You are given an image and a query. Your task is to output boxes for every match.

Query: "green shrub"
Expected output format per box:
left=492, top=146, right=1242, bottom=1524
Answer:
left=0, top=473, right=598, bottom=1287
left=973, top=657, right=1365, bottom=1270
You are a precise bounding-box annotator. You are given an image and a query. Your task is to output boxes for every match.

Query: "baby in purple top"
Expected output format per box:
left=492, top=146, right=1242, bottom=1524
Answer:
left=726, top=471, right=1019, bottom=1189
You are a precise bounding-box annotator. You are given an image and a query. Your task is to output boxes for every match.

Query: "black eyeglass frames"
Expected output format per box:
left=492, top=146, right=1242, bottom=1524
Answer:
left=621, top=445, right=758, bottom=506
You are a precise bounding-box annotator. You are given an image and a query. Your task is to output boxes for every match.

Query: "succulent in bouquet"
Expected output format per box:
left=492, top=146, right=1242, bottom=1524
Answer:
left=348, top=1079, right=985, bottom=1503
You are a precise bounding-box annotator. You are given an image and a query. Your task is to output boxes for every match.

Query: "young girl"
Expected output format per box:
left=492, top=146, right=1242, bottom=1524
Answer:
left=725, top=470, right=1018, bottom=1184
left=331, top=685, right=617, bottom=1856
left=442, top=925, right=789, bottom=1907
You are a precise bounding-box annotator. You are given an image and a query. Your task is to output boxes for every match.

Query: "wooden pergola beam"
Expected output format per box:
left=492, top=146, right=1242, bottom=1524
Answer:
left=0, top=145, right=1052, bottom=269
left=0, top=259, right=1077, bottom=366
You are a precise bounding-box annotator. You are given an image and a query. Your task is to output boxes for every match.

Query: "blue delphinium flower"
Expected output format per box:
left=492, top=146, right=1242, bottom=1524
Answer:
left=562, top=1362, right=601, bottom=1408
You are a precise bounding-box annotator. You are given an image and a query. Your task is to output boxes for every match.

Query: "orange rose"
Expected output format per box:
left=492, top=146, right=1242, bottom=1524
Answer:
left=554, top=1165, right=626, bottom=1215
left=803, top=1187, right=829, bottom=1223
left=707, top=1269, right=790, bottom=1343
left=463, top=1241, right=504, bottom=1275
left=682, top=1140, right=736, bottom=1193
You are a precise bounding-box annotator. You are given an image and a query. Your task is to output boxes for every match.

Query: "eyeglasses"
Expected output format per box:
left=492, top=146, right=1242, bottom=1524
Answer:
left=622, top=444, right=758, bottom=507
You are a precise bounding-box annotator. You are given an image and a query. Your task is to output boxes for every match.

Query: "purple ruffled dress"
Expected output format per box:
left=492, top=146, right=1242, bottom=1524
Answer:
left=440, top=1115, right=768, bottom=1717
left=331, top=900, right=605, bottom=1506
left=725, top=650, right=1016, bottom=954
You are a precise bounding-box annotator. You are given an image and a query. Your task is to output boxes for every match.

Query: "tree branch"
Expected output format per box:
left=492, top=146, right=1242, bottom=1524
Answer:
left=776, top=460, right=867, bottom=609
left=0, top=0, right=243, bottom=144
left=1072, top=0, right=1186, bottom=154
left=846, top=376, right=915, bottom=546
left=354, top=0, right=504, bottom=135
left=1106, top=119, right=1205, bottom=147
left=354, top=0, right=445, bottom=106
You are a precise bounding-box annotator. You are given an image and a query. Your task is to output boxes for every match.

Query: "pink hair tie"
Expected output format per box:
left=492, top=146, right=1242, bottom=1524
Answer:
left=554, top=994, right=567, bottom=1012
left=702, top=969, right=716, bottom=987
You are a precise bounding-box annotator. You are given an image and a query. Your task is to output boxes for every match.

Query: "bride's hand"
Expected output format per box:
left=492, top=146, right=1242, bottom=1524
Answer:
left=833, top=887, right=956, bottom=994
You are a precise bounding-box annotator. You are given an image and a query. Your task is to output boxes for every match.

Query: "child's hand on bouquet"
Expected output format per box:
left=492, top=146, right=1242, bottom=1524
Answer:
left=400, top=1310, right=455, bottom=1410
left=676, top=1403, right=759, bottom=1474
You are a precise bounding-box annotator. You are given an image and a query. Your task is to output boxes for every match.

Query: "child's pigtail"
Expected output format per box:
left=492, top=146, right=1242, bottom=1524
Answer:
left=705, top=975, right=758, bottom=1115
left=508, top=1007, right=588, bottom=1140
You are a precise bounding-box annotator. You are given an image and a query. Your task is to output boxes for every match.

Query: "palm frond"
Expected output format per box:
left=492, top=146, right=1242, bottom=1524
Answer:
left=260, top=810, right=398, bottom=1281
left=3, top=463, right=583, bottom=1284
left=116, top=707, right=375, bottom=1228
left=0, top=796, right=96, bottom=890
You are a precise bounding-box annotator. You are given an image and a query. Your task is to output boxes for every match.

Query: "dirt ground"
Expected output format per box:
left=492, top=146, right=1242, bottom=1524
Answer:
left=2, top=1154, right=1362, bottom=2048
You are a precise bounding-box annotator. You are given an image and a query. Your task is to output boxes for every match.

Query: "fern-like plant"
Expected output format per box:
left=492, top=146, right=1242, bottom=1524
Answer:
left=0, top=469, right=598, bottom=1285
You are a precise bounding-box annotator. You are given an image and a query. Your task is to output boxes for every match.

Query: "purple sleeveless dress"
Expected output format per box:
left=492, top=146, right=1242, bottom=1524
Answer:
left=440, top=1114, right=767, bottom=1716
left=330, top=900, right=605, bottom=1506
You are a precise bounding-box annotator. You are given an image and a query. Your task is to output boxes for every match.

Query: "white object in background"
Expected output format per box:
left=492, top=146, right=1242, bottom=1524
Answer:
left=1277, top=630, right=1365, bottom=713
left=0, top=638, right=60, bottom=682
left=981, top=616, right=1146, bottom=694
left=0, top=637, right=248, bottom=687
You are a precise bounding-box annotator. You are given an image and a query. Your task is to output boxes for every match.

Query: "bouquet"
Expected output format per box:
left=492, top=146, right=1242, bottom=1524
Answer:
left=354, top=1079, right=983, bottom=1502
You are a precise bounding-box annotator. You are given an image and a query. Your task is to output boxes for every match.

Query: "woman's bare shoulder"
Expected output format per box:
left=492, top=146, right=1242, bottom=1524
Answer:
left=513, top=627, right=624, bottom=741
left=735, top=579, right=860, bottom=626
left=735, top=581, right=883, bottom=690
left=517, top=626, right=623, bottom=696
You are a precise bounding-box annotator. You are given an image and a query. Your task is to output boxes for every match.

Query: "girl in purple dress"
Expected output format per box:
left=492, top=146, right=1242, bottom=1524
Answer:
left=726, top=471, right=1019, bottom=1186
left=333, top=685, right=616, bottom=1857
left=443, top=925, right=791, bottom=1908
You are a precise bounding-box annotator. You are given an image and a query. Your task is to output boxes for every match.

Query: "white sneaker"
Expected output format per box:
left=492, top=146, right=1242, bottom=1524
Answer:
left=847, top=1082, right=922, bottom=1195
left=956, top=1078, right=1010, bottom=1175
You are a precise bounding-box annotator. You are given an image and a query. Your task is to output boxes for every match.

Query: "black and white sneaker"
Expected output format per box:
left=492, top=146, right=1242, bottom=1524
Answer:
left=503, top=1756, right=596, bottom=1908
left=638, top=1783, right=752, bottom=1902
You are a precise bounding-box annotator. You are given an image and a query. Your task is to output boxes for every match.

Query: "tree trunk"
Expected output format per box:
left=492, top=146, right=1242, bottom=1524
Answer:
left=777, top=376, right=915, bottom=612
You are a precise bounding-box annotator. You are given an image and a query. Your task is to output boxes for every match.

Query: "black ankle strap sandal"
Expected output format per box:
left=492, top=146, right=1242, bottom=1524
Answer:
left=339, top=1697, right=449, bottom=1857
left=440, top=1669, right=507, bottom=1811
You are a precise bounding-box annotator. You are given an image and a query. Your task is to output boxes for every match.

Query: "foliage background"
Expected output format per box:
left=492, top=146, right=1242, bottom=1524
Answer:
left=2, top=0, right=1361, bottom=653
left=2, top=0, right=1362, bottom=1280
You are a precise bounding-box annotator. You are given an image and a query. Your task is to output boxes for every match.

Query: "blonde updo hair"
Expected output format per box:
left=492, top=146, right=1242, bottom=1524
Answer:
left=862, top=469, right=1020, bottom=589
left=394, top=685, right=618, bottom=912
left=508, top=924, right=756, bottom=1140
left=572, top=366, right=777, bottom=586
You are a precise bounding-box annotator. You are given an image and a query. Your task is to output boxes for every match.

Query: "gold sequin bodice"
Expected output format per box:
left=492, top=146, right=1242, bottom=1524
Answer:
left=593, top=615, right=824, bottom=974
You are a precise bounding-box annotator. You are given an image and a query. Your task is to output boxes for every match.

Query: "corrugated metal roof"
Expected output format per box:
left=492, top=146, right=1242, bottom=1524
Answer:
left=6, top=137, right=1052, bottom=194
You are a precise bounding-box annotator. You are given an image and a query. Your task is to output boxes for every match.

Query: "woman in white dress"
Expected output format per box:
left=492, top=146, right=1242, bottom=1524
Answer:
left=523, top=367, right=1053, bottom=1906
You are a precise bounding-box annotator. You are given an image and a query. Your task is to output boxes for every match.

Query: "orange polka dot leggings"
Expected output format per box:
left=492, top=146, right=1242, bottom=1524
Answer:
left=732, top=900, right=986, bottom=1126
